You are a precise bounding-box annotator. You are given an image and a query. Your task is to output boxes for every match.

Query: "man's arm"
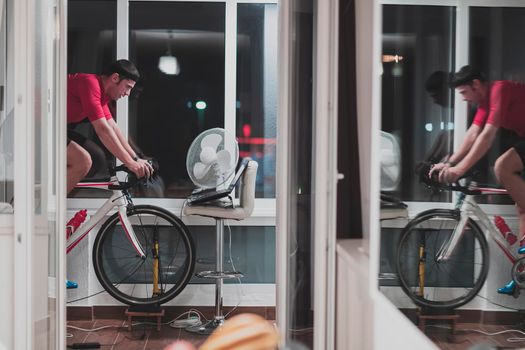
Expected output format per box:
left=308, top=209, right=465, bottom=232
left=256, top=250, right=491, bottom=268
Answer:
left=447, top=124, right=482, bottom=165
left=107, top=118, right=138, bottom=159
left=91, top=118, right=148, bottom=177
left=107, top=118, right=153, bottom=175
left=429, top=124, right=481, bottom=177
left=454, top=123, right=498, bottom=174
left=438, top=123, right=498, bottom=183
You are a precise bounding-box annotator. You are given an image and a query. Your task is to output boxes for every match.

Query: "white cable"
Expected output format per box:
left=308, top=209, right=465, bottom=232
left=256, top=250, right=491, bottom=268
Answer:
left=168, top=310, right=202, bottom=328
left=428, top=325, right=525, bottom=343
left=67, top=324, right=123, bottom=332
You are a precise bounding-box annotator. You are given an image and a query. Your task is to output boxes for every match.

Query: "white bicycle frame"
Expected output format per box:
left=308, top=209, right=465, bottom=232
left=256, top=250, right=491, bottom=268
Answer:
left=436, top=186, right=516, bottom=264
left=65, top=175, right=146, bottom=258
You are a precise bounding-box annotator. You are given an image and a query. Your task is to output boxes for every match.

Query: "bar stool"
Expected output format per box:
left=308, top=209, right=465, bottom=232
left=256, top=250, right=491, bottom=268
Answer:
left=184, top=160, right=258, bottom=334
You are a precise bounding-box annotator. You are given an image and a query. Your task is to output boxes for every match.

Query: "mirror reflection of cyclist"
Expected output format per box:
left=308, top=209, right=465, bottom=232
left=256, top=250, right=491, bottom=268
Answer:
left=67, top=59, right=153, bottom=194
left=429, top=65, right=525, bottom=295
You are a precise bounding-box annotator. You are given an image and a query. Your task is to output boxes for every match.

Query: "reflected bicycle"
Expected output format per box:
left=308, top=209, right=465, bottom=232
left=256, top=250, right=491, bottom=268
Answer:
left=67, top=164, right=195, bottom=306
left=395, top=167, right=521, bottom=310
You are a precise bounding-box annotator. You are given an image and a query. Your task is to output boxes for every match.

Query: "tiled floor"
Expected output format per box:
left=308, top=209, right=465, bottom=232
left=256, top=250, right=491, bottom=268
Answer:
left=425, top=323, right=525, bottom=349
left=69, top=318, right=525, bottom=349
left=67, top=319, right=209, bottom=349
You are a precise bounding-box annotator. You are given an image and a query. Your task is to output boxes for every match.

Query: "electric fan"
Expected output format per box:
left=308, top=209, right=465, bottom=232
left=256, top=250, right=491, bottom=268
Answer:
left=186, top=128, right=239, bottom=189
left=380, top=131, right=401, bottom=191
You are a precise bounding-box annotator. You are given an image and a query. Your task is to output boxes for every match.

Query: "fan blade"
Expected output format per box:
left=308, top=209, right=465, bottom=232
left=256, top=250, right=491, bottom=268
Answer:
left=216, top=150, right=232, bottom=172
left=193, top=162, right=212, bottom=180
left=201, top=133, right=222, bottom=150
left=381, top=149, right=396, bottom=166
left=200, top=146, right=218, bottom=164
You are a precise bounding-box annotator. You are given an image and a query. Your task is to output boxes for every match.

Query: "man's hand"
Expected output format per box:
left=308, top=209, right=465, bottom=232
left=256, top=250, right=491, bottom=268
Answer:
left=438, top=166, right=464, bottom=183
left=428, top=162, right=449, bottom=179
left=126, top=158, right=154, bottom=178
left=429, top=162, right=465, bottom=183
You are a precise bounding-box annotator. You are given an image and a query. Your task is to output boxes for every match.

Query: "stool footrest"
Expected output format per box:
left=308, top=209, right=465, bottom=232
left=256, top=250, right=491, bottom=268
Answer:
left=196, top=270, right=244, bottom=279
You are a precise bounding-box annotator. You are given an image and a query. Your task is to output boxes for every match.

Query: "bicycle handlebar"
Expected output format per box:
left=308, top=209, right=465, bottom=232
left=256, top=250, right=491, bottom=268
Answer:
left=418, top=162, right=482, bottom=195
left=108, top=159, right=158, bottom=191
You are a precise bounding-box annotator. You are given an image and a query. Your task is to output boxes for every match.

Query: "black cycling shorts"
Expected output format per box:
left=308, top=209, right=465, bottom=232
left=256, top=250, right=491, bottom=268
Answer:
left=67, top=128, right=110, bottom=178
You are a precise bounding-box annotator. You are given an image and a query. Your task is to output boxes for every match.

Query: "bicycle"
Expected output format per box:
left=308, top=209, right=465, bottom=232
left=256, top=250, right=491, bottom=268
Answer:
left=66, top=163, right=195, bottom=307
left=395, top=165, right=521, bottom=310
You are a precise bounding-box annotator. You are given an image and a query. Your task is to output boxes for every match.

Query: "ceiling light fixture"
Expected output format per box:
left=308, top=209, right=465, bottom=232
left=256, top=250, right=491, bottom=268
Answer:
left=158, top=31, right=180, bottom=75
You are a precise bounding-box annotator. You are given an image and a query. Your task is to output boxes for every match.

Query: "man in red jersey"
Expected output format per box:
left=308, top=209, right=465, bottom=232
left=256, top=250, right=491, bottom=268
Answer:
left=430, top=65, right=525, bottom=294
left=67, top=59, right=152, bottom=194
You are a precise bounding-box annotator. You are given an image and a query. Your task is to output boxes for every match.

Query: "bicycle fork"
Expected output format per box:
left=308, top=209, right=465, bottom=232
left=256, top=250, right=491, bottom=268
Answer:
left=436, top=212, right=469, bottom=262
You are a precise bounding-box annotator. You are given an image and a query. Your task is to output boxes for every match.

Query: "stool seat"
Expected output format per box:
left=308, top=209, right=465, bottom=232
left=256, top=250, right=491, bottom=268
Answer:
left=184, top=202, right=250, bottom=220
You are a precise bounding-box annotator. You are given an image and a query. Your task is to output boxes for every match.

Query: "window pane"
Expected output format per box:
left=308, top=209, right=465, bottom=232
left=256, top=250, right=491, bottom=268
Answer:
left=237, top=3, right=278, bottom=198
left=67, top=0, right=117, bottom=197
left=468, top=7, right=525, bottom=205
left=381, top=5, right=455, bottom=202
left=129, top=2, right=225, bottom=198
left=67, top=0, right=116, bottom=74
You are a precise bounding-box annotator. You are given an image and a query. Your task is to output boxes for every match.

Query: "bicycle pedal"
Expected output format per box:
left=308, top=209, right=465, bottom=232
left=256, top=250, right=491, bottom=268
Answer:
left=514, top=287, right=521, bottom=299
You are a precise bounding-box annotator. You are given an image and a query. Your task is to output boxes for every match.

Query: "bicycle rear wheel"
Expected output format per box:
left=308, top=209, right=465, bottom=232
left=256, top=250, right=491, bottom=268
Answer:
left=93, top=205, right=195, bottom=306
left=396, top=209, right=488, bottom=309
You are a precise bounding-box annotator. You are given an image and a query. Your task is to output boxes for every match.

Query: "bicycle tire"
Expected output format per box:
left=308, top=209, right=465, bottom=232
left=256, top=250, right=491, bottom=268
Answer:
left=93, top=205, right=195, bottom=306
left=396, top=209, right=489, bottom=309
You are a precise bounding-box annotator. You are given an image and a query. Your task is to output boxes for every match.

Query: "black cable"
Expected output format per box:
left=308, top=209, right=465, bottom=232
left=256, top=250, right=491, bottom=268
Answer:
left=66, top=289, right=106, bottom=304
left=475, top=294, right=525, bottom=312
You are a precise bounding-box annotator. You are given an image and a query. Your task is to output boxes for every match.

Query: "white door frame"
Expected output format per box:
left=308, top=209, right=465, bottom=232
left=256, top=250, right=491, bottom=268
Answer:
left=276, top=0, right=340, bottom=348
left=13, top=0, right=36, bottom=347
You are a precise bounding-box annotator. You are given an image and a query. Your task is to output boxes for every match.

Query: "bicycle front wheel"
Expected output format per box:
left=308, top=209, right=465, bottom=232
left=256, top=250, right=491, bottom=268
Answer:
left=93, top=205, right=195, bottom=306
left=396, top=209, right=489, bottom=309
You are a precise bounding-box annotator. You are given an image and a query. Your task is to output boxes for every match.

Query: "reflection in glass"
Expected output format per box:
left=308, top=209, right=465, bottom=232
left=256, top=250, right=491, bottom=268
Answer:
left=285, top=1, right=314, bottom=348
left=379, top=4, right=456, bottom=344
left=381, top=5, right=455, bottom=202
left=468, top=7, right=525, bottom=204
left=129, top=1, right=225, bottom=198
left=237, top=3, right=278, bottom=198
left=0, top=0, right=11, bottom=213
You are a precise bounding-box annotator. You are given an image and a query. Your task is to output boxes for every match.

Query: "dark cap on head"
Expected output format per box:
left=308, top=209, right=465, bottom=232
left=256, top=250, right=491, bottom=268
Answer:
left=450, top=65, right=486, bottom=88
left=103, top=59, right=140, bottom=82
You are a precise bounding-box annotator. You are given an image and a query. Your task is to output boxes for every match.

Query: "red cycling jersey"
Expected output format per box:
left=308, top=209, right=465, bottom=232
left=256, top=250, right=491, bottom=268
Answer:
left=67, top=73, right=113, bottom=124
left=473, top=80, right=525, bottom=137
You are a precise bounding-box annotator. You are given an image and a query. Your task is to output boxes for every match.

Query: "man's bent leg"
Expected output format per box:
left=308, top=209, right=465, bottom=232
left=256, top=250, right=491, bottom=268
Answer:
left=67, top=141, right=92, bottom=194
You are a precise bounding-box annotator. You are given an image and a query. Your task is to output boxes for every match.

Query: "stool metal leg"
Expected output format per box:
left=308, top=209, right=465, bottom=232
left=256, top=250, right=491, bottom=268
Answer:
left=187, top=219, right=226, bottom=334
left=215, top=218, right=224, bottom=319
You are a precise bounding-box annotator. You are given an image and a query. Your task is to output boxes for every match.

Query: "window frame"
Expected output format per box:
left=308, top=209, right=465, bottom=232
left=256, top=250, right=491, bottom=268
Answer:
left=380, top=0, right=525, bottom=219
left=68, top=0, right=278, bottom=225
